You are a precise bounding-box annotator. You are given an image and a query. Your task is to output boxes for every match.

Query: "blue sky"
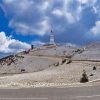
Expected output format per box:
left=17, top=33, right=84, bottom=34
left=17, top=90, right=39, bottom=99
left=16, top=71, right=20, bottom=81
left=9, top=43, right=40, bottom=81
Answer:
left=0, top=0, right=100, bottom=57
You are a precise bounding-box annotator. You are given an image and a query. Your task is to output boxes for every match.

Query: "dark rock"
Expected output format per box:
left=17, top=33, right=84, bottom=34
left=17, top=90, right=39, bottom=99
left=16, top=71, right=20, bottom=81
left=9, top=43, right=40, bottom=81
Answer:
left=54, top=62, right=59, bottom=67
left=21, top=69, right=26, bottom=73
left=93, top=66, right=96, bottom=70
left=66, top=60, right=72, bottom=64
left=90, top=73, right=94, bottom=76
left=61, top=59, right=66, bottom=65
left=80, top=70, right=89, bottom=83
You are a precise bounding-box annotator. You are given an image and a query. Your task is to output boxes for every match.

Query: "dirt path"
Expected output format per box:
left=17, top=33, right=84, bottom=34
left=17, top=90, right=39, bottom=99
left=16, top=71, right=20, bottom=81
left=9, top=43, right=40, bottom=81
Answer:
left=23, top=55, right=62, bottom=61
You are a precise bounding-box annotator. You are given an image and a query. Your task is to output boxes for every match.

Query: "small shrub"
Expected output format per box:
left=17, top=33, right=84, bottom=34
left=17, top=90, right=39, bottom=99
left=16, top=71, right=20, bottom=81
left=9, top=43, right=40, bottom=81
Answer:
left=61, top=59, right=66, bottom=65
left=55, top=62, right=59, bottom=67
left=49, top=65, right=51, bottom=67
left=80, top=70, right=89, bottom=83
left=90, top=73, right=94, bottom=76
left=93, top=66, right=96, bottom=70
left=7, top=62, right=11, bottom=66
left=21, top=69, right=26, bottom=73
left=66, top=60, right=72, bottom=64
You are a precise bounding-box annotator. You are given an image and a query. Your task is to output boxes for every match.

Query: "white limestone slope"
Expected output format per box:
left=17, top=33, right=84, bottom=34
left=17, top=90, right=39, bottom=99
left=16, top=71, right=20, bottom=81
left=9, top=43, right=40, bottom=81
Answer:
left=72, top=42, right=100, bottom=61
left=29, top=45, right=78, bottom=57
left=0, top=44, right=78, bottom=74
left=1, top=43, right=100, bottom=88
left=0, top=55, right=59, bottom=74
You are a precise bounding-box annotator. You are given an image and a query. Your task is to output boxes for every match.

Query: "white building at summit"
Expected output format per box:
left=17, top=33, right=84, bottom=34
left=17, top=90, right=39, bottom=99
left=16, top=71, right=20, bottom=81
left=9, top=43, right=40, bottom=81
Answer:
left=50, top=29, right=55, bottom=45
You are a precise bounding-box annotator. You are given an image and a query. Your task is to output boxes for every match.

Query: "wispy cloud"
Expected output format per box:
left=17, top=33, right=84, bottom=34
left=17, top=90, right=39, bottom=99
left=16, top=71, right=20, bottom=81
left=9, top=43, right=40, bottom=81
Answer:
left=89, top=21, right=100, bottom=36
left=0, top=31, right=30, bottom=53
left=1, top=0, right=91, bottom=35
left=32, top=40, right=45, bottom=47
left=0, top=0, right=100, bottom=45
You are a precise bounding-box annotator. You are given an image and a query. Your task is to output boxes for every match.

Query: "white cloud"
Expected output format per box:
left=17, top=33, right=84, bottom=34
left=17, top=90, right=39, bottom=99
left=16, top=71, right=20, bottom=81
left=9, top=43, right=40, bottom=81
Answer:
left=62, top=0, right=78, bottom=23
left=3, top=0, right=34, bottom=14
left=89, top=21, right=100, bottom=36
left=32, top=41, right=45, bottom=47
left=92, top=3, right=100, bottom=17
left=66, top=43, right=77, bottom=47
left=78, top=0, right=97, bottom=5
left=35, top=19, right=50, bottom=35
left=0, top=32, right=30, bottom=53
left=52, top=9, right=63, bottom=17
left=2, top=0, right=51, bottom=36
left=65, top=12, right=75, bottom=24
left=37, top=0, right=50, bottom=12
left=78, top=0, right=99, bottom=14
left=51, top=0, right=83, bottom=23
left=9, top=18, right=50, bottom=36
left=1, top=0, right=99, bottom=36
left=3, top=0, right=13, bottom=3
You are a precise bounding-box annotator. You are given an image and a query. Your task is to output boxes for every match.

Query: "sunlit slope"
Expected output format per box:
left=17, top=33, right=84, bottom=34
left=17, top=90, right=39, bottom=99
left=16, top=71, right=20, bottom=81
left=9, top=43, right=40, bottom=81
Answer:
left=72, top=42, right=100, bottom=61
left=0, top=45, right=78, bottom=74
left=29, top=45, right=78, bottom=57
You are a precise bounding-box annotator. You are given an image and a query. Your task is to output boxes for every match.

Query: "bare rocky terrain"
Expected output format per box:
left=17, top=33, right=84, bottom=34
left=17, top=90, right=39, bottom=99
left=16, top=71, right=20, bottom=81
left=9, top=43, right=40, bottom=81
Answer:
left=0, top=43, right=100, bottom=88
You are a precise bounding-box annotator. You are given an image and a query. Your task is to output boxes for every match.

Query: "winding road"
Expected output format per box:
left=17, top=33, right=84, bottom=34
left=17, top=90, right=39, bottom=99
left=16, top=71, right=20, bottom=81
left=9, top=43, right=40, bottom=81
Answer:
left=0, top=86, right=100, bottom=100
